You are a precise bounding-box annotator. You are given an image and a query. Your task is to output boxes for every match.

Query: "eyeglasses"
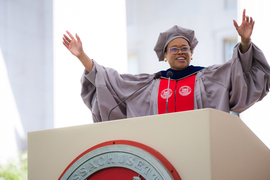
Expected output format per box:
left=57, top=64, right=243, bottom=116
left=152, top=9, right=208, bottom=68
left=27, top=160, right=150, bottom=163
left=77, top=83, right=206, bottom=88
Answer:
left=169, top=46, right=190, bottom=54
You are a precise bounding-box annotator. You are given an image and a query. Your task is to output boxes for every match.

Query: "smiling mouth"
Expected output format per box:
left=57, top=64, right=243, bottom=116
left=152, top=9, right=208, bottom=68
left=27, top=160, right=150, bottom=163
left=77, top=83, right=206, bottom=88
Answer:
left=176, top=57, right=186, bottom=62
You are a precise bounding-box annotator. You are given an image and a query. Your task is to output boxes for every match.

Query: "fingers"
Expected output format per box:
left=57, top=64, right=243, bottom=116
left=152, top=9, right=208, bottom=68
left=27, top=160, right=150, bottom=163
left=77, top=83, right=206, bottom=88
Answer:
left=66, top=30, right=75, bottom=40
left=233, top=20, right=239, bottom=29
left=63, top=36, right=69, bottom=45
left=63, top=31, right=82, bottom=51
left=252, top=20, right=255, bottom=29
left=250, top=17, right=253, bottom=24
left=241, top=9, right=255, bottom=26
left=245, top=15, right=251, bottom=23
left=62, top=34, right=72, bottom=50
left=63, top=34, right=71, bottom=43
left=63, top=31, right=81, bottom=43
left=242, top=9, right=250, bottom=23
left=242, top=9, right=246, bottom=22
left=62, top=35, right=71, bottom=47
left=62, top=37, right=70, bottom=49
left=245, top=16, right=254, bottom=25
left=62, top=41, right=69, bottom=49
left=75, top=33, right=81, bottom=42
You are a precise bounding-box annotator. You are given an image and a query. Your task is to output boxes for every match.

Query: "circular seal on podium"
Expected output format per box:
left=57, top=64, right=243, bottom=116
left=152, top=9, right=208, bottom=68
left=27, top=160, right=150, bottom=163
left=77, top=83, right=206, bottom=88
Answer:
left=59, top=140, right=181, bottom=180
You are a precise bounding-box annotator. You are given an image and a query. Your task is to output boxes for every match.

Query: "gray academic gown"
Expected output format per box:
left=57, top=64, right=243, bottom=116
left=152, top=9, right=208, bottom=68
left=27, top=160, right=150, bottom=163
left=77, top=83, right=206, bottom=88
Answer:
left=81, top=43, right=270, bottom=122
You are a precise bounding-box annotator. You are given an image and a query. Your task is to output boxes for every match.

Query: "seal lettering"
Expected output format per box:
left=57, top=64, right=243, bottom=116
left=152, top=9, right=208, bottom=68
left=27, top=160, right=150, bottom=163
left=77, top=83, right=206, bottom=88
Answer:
left=144, top=166, right=151, bottom=175
left=98, top=156, right=105, bottom=166
left=126, top=156, right=134, bottom=166
left=89, top=161, right=98, bottom=171
left=135, top=160, right=144, bottom=170
left=152, top=173, right=158, bottom=180
left=107, top=154, right=114, bottom=164
left=80, top=167, right=87, bottom=177
left=117, top=154, right=125, bottom=164
left=60, top=144, right=176, bottom=180
left=73, top=173, right=80, bottom=180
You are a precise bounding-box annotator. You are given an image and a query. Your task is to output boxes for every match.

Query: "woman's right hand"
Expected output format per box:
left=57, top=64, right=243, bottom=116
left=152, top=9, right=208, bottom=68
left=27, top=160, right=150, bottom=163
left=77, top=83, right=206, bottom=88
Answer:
left=63, top=31, right=84, bottom=58
left=63, top=31, right=93, bottom=72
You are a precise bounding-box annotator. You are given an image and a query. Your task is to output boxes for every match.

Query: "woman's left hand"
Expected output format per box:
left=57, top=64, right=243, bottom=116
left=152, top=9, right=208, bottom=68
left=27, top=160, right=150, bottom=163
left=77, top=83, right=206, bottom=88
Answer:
left=233, top=9, right=255, bottom=42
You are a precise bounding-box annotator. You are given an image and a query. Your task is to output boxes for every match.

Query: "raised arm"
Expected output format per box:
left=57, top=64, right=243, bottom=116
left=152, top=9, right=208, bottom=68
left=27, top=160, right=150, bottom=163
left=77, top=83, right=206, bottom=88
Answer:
left=62, top=31, right=93, bottom=72
left=233, top=9, right=255, bottom=53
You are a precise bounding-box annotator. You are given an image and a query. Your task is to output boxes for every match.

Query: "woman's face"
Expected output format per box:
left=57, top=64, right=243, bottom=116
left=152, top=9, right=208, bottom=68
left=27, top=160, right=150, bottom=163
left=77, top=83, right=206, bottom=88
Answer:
left=164, top=38, right=192, bottom=71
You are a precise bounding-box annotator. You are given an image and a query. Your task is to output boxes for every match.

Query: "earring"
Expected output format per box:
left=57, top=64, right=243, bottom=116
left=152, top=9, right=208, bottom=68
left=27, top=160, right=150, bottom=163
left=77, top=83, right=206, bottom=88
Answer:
left=164, top=58, right=167, bottom=62
left=191, top=57, right=193, bottom=60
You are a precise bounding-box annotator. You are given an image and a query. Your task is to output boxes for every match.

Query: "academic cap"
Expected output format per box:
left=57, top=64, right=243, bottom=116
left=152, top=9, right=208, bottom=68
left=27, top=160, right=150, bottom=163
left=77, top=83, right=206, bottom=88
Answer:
left=154, top=25, right=198, bottom=61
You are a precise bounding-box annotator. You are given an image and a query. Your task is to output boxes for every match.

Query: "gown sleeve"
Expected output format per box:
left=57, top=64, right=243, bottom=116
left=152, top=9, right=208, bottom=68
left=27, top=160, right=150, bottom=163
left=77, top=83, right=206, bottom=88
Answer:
left=80, top=60, right=153, bottom=122
left=196, top=42, right=270, bottom=113
left=229, top=43, right=270, bottom=112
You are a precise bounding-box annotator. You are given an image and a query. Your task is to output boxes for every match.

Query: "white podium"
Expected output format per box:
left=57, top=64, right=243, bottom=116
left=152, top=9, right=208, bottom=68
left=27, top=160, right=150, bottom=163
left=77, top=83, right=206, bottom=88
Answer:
left=28, top=109, right=270, bottom=180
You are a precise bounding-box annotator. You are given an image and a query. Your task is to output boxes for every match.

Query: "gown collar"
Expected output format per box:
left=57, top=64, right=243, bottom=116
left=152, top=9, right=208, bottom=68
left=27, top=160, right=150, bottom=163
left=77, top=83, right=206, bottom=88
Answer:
left=158, top=65, right=204, bottom=80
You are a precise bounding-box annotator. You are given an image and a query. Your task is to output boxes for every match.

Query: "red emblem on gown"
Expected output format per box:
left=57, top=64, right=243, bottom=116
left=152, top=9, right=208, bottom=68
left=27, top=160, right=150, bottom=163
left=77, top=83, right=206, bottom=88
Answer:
left=158, top=74, right=196, bottom=114
left=179, top=85, right=192, bottom=96
left=161, top=89, right=173, bottom=99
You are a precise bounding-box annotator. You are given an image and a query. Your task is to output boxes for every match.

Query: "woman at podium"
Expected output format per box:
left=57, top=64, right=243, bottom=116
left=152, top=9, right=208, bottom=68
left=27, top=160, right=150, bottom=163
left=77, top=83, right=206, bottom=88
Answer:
left=63, top=9, right=270, bottom=122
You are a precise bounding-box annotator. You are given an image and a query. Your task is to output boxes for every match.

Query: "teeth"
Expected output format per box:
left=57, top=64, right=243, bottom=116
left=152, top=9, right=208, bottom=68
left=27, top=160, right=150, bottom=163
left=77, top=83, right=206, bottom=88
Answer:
left=177, top=57, right=185, bottom=60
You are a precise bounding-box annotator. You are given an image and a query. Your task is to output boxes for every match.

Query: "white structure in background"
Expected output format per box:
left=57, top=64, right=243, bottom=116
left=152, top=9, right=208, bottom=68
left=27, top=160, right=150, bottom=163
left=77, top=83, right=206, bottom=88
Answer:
left=0, top=0, right=53, bottom=163
left=0, top=0, right=127, bottom=163
left=0, top=49, right=25, bottom=164
left=53, top=0, right=128, bottom=128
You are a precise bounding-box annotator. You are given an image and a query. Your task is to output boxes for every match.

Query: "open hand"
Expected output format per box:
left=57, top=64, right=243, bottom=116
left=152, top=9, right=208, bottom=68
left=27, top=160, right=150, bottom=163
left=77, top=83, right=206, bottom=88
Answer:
left=233, top=9, right=255, bottom=42
left=62, top=31, right=84, bottom=58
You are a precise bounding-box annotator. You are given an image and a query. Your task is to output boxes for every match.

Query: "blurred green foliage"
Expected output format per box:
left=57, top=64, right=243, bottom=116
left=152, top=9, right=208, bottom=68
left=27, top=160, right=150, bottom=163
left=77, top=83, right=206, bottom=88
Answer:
left=0, top=151, right=27, bottom=180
